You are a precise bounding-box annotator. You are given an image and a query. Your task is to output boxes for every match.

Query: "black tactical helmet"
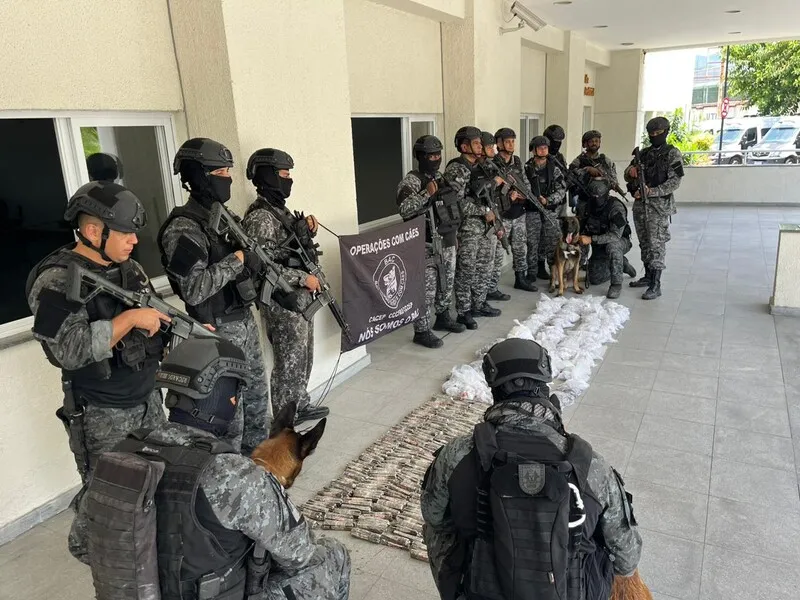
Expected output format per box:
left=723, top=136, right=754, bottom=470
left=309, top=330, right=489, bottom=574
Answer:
left=246, top=148, right=295, bottom=180
left=454, top=126, right=482, bottom=151
left=495, top=127, right=516, bottom=142
left=64, top=181, right=147, bottom=233
left=529, top=135, right=550, bottom=152
left=480, top=131, right=496, bottom=147
left=413, top=135, right=443, bottom=156
left=582, top=130, right=602, bottom=144
left=173, top=137, right=234, bottom=175
left=86, top=153, right=123, bottom=182
left=646, top=116, right=671, bottom=134
left=483, top=338, right=553, bottom=388
left=157, top=338, right=249, bottom=400
left=543, top=124, right=566, bottom=142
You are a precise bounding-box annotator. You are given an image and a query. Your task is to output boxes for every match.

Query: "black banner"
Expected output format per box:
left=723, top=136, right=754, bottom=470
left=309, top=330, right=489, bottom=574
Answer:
left=339, top=216, right=425, bottom=351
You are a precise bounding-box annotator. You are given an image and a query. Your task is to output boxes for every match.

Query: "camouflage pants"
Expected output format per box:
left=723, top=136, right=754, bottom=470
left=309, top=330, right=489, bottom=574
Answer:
left=632, top=197, right=672, bottom=270
left=262, top=301, right=314, bottom=415
left=588, top=238, right=633, bottom=285
left=489, top=215, right=525, bottom=290
left=68, top=390, right=165, bottom=563
left=529, top=209, right=560, bottom=269
left=216, top=310, right=271, bottom=455
left=455, top=218, right=495, bottom=314
left=417, top=244, right=458, bottom=332
left=263, top=536, right=351, bottom=600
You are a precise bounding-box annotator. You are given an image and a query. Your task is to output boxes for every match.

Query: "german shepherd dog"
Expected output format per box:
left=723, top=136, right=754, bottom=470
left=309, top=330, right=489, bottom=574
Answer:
left=251, top=402, right=326, bottom=488
left=611, top=569, right=654, bottom=600
left=550, top=216, right=584, bottom=296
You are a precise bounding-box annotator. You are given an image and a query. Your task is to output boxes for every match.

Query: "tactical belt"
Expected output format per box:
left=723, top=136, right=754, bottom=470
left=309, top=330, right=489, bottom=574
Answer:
left=214, top=308, right=249, bottom=325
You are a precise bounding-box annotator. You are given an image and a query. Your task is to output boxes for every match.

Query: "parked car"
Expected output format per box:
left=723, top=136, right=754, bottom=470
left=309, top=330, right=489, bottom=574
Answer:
left=747, top=118, right=800, bottom=165
left=710, top=117, right=777, bottom=164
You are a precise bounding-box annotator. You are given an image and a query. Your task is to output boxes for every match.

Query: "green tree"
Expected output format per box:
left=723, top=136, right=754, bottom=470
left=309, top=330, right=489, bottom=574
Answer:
left=728, top=42, right=800, bottom=116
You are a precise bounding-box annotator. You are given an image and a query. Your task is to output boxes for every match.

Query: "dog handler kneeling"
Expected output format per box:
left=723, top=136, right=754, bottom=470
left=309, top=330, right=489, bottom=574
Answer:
left=83, top=338, right=351, bottom=600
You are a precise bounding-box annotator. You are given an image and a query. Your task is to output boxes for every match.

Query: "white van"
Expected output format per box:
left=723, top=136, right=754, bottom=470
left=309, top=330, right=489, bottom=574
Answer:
left=710, top=117, right=777, bottom=164
left=747, top=117, right=800, bottom=165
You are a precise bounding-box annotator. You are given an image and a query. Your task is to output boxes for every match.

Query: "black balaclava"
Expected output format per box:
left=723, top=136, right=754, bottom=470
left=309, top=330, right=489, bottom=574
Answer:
left=417, top=152, right=441, bottom=176
left=168, top=376, right=239, bottom=437
left=649, top=132, right=668, bottom=148
left=549, top=139, right=562, bottom=155
left=180, top=160, right=231, bottom=208
left=254, top=166, right=292, bottom=207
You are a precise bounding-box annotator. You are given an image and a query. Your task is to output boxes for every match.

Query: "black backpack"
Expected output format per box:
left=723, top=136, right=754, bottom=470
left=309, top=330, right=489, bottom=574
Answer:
left=468, top=422, right=608, bottom=600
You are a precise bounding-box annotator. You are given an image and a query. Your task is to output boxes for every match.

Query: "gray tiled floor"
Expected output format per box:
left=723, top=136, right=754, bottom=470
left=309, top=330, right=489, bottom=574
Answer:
left=3, top=205, right=800, bottom=599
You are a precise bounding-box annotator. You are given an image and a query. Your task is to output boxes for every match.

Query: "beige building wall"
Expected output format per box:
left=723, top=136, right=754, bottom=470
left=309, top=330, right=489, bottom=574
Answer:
left=346, top=0, right=444, bottom=115
left=0, top=0, right=182, bottom=111
left=521, top=46, right=546, bottom=115
left=772, top=228, right=800, bottom=313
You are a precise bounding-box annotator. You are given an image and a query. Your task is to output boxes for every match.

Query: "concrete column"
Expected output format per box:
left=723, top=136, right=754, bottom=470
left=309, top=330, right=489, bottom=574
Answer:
left=594, top=49, right=646, bottom=166
left=168, top=0, right=367, bottom=389
left=441, top=0, right=522, bottom=161
left=545, top=31, right=586, bottom=162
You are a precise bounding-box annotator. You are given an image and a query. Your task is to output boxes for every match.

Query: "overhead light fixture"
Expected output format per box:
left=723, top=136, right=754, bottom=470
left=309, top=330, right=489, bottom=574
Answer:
left=621, top=42, right=635, bottom=46
left=593, top=25, right=609, bottom=29
left=500, top=1, right=547, bottom=34
left=725, top=9, right=742, bottom=13
left=554, top=1, right=573, bottom=4
left=729, top=31, right=742, bottom=34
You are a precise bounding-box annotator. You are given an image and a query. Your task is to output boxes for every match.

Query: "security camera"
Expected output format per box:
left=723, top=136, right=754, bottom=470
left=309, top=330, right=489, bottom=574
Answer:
left=501, top=1, right=547, bottom=34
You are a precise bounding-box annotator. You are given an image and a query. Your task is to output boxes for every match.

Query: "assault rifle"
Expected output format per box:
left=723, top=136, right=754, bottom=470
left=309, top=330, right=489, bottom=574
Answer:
left=279, top=211, right=353, bottom=343
left=474, top=161, right=510, bottom=255
left=525, top=163, right=563, bottom=228
left=630, top=147, right=649, bottom=225
left=412, top=172, right=448, bottom=291
left=208, top=202, right=295, bottom=305
left=497, top=162, right=560, bottom=228
left=65, top=262, right=220, bottom=341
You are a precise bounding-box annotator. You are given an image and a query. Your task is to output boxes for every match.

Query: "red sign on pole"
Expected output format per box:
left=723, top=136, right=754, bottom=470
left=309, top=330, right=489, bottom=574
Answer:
left=721, top=97, right=730, bottom=118
left=721, top=108, right=729, bottom=119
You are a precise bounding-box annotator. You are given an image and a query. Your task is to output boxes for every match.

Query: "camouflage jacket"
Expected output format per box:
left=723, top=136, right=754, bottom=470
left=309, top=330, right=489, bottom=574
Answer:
left=159, top=205, right=244, bottom=307
left=396, top=171, right=435, bottom=223
left=421, top=401, right=642, bottom=597
left=569, top=152, right=619, bottom=187
left=242, top=197, right=309, bottom=289
left=583, top=198, right=630, bottom=246
left=145, top=422, right=322, bottom=573
left=525, top=158, right=567, bottom=208
left=624, top=145, right=684, bottom=199
left=443, top=156, right=484, bottom=219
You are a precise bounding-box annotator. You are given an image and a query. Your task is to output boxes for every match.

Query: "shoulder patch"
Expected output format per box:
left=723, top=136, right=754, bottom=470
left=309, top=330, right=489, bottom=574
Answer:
left=168, top=234, right=208, bottom=277
left=33, top=288, right=83, bottom=338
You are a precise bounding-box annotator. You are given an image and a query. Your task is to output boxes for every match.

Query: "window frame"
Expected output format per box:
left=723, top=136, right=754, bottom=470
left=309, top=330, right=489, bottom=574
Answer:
left=519, top=113, right=543, bottom=163
left=0, top=110, right=182, bottom=343
left=350, top=113, right=437, bottom=232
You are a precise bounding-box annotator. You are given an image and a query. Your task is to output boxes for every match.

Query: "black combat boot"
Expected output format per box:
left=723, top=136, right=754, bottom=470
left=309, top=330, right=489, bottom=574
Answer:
left=537, top=261, right=550, bottom=281
left=514, top=271, right=538, bottom=292
left=629, top=267, right=651, bottom=288
left=294, top=405, right=330, bottom=425
left=413, top=330, right=444, bottom=349
left=606, top=283, right=622, bottom=299
left=472, top=302, right=501, bottom=317
left=456, top=312, right=478, bottom=330
left=623, top=258, right=637, bottom=278
left=486, top=289, right=511, bottom=301
left=433, top=311, right=467, bottom=333
left=642, top=269, right=662, bottom=300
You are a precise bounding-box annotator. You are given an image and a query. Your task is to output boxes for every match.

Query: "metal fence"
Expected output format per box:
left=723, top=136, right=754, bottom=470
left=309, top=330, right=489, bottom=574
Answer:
left=682, top=148, right=800, bottom=167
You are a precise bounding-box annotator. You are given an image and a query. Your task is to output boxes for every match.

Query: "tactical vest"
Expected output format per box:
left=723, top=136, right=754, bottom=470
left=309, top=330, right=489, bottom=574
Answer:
left=640, top=144, right=675, bottom=189
left=447, top=421, right=609, bottom=600
left=406, top=170, right=462, bottom=247
left=525, top=158, right=559, bottom=210
left=86, top=431, right=254, bottom=600
left=157, top=198, right=249, bottom=323
left=493, top=156, right=526, bottom=220
left=582, top=198, right=631, bottom=240
left=243, top=197, right=319, bottom=268
left=26, top=245, right=163, bottom=409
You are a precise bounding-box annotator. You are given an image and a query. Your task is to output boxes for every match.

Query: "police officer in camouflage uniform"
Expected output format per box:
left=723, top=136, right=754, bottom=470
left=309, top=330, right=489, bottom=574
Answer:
left=242, top=148, right=330, bottom=424
left=157, top=138, right=270, bottom=455
left=489, top=127, right=538, bottom=296
left=536, top=124, right=569, bottom=280
left=471, top=131, right=504, bottom=308
left=26, top=181, right=169, bottom=562
left=525, top=135, right=567, bottom=281
left=577, top=179, right=636, bottom=299
left=569, top=130, right=620, bottom=212
left=113, top=337, right=350, bottom=599
left=397, top=135, right=466, bottom=349
left=624, top=116, right=685, bottom=300
left=445, top=126, right=500, bottom=330
left=421, top=339, right=643, bottom=600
